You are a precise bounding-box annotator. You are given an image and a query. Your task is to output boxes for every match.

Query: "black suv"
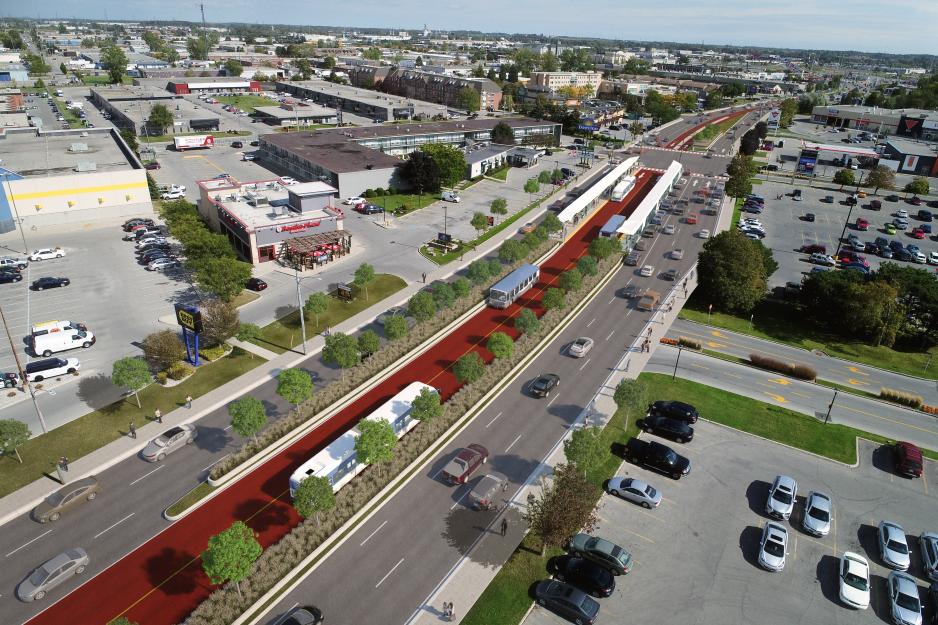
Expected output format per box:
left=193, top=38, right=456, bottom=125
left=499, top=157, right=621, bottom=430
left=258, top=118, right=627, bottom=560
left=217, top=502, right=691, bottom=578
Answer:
left=648, top=400, right=699, bottom=424
left=638, top=415, right=694, bottom=443
left=529, top=374, right=560, bottom=398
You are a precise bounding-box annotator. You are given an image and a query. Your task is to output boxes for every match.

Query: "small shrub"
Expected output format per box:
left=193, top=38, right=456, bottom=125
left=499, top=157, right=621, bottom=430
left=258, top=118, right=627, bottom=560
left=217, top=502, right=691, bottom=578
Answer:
left=880, top=388, right=923, bottom=409
left=790, top=364, right=817, bottom=381
left=166, top=361, right=195, bottom=381
left=749, top=353, right=815, bottom=380
left=198, top=344, right=231, bottom=362
left=677, top=336, right=701, bottom=350
left=374, top=188, right=386, bottom=196
left=156, top=371, right=169, bottom=385
left=362, top=189, right=374, bottom=198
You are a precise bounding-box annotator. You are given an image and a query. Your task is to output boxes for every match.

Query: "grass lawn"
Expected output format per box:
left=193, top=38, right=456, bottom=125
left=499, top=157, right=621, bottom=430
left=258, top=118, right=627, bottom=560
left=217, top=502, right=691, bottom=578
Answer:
left=731, top=196, right=743, bottom=226
left=369, top=192, right=443, bottom=215
left=0, top=348, right=262, bottom=497
left=216, top=94, right=277, bottom=113
left=679, top=298, right=938, bottom=380
left=80, top=74, right=132, bottom=85
left=754, top=150, right=768, bottom=158
left=249, top=274, right=407, bottom=354
left=487, top=166, right=510, bottom=181
left=275, top=124, right=337, bottom=133
left=231, top=289, right=260, bottom=308
left=166, top=481, right=213, bottom=517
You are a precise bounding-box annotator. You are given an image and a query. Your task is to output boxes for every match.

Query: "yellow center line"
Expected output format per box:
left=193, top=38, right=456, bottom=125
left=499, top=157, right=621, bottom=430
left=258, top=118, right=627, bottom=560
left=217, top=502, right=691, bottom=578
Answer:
left=838, top=404, right=938, bottom=437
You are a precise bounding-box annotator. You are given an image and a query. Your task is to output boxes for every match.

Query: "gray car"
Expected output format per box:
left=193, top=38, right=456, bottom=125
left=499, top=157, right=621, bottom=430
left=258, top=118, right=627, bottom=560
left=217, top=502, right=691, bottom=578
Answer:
left=801, top=491, right=832, bottom=536
left=758, top=522, right=788, bottom=572
left=766, top=474, right=798, bottom=521
left=281, top=605, right=324, bottom=625
left=879, top=521, right=911, bottom=571
left=141, top=424, right=197, bottom=462
left=17, top=548, right=89, bottom=601
left=32, top=476, right=99, bottom=523
left=919, top=532, right=938, bottom=582
left=605, top=476, right=661, bottom=509
left=886, top=571, right=922, bottom=625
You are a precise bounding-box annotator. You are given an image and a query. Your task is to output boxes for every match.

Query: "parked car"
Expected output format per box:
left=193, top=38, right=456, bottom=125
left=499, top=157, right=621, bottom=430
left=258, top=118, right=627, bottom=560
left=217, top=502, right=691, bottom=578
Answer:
left=551, top=555, right=616, bottom=598
left=144, top=161, right=161, bottom=170
left=648, top=400, right=698, bottom=423
left=809, top=253, right=836, bottom=266
left=31, top=277, right=70, bottom=290
left=280, top=177, right=299, bottom=186
left=147, top=258, right=179, bottom=272
left=869, top=199, right=882, bottom=210
left=920, top=533, right=938, bottom=582
left=766, top=474, right=798, bottom=521
left=231, top=141, right=243, bottom=148
left=342, top=196, right=364, bottom=205
left=141, top=425, right=198, bottom=462
left=879, top=520, right=912, bottom=571
left=839, top=552, right=871, bottom=609
left=886, top=194, right=900, bottom=202
left=623, top=438, right=691, bottom=479
left=887, top=571, right=922, bottom=625
left=356, top=203, right=383, bottom=215
left=662, top=268, right=679, bottom=281
left=0, top=256, right=29, bottom=270
left=529, top=373, right=560, bottom=398
left=32, top=477, right=99, bottom=523
left=803, top=213, right=815, bottom=222
left=605, top=476, right=661, bottom=509
left=161, top=190, right=185, bottom=200
left=245, top=277, right=268, bottom=291
left=894, top=441, right=923, bottom=478
left=16, top=548, right=90, bottom=601
left=1, top=270, right=24, bottom=284
left=29, top=248, right=65, bottom=261
left=568, top=337, right=594, bottom=358
left=758, top=522, right=789, bottom=572
left=637, top=414, right=694, bottom=443
left=624, top=251, right=641, bottom=266
left=799, top=243, right=826, bottom=254
left=440, top=444, right=488, bottom=484
left=280, top=606, right=324, bottom=625
left=802, top=491, right=833, bottom=536
left=564, top=533, right=633, bottom=575
left=533, top=580, right=600, bottom=624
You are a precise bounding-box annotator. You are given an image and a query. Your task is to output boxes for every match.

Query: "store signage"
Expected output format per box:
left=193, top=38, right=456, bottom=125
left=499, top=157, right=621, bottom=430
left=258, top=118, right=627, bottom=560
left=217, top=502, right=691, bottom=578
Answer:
left=276, top=220, right=321, bottom=233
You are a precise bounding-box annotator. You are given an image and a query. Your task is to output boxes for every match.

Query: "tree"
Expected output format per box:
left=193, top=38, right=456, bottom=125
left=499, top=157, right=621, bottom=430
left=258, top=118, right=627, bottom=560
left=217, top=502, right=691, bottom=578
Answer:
left=470, top=211, right=490, bottom=236
left=59, top=62, right=68, bottom=75
left=697, top=231, right=771, bottom=314
left=432, top=282, right=456, bottom=311
left=223, top=59, right=243, bottom=76
left=120, top=128, right=139, bottom=153
left=410, top=386, right=443, bottom=435
left=108, top=618, right=140, bottom=625
left=355, top=418, right=397, bottom=476
left=202, top=521, right=262, bottom=599
left=276, top=368, right=313, bottom=407
left=491, top=121, right=515, bottom=145
left=358, top=329, right=381, bottom=356
left=613, top=378, right=647, bottom=419
left=304, top=292, right=330, bottom=330
left=629, top=120, right=645, bottom=137
left=486, top=331, right=514, bottom=360
left=193, top=257, right=252, bottom=302
left=163, top=47, right=180, bottom=65
left=499, top=239, right=528, bottom=264
left=866, top=165, right=895, bottom=194
left=295, top=58, right=312, bottom=80
left=904, top=176, right=930, bottom=196
left=200, top=299, right=240, bottom=347
left=353, top=262, right=376, bottom=300
left=542, top=212, right=563, bottom=233
left=383, top=314, right=408, bottom=341
left=833, top=168, right=855, bottom=190
left=141, top=330, right=186, bottom=371
left=363, top=47, right=382, bottom=61
left=456, top=86, right=481, bottom=112
left=111, top=357, right=151, bottom=408
left=228, top=396, right=267, bottom=444
left=523, top=177, right=540, bottom=200
left=588, top=237, right=618, bottom=260
left=559, top=268, right=583, bottom=292
left=542, top=287, right=566, bottom=310
left=453, top=351, right=486, bottom=384
left=292, top=475, right=335, bottom=525
left=324, top=55, right=337, bottom=69
left=515, top=308, right=540, bottom=335
left=739, top=130, right=760, bottom=155
left=399, top=151, right=441, bottom=194
left=323, top=333, right=360, bottom=369
left=467, top=258, right=493, bottom=285
left=564, top=426, right=604, bottom=475
left=100, top=44, right=128, bottom=84
left=489, top=198, right=508, bottom=223
left=725, top=153, right=755, bottom=199
left=452, top=277, right=471, bottom=299
left=0, top=419, right=30, bottom=464
left=421, top=144, right=466, bottom=188
left=577, top=255, right=598, bottom=277
left=524, top=463, right=599, bottom=556
left=408, top=291, right=437, bottom=322
left=187, top=37, right=210, bottom=60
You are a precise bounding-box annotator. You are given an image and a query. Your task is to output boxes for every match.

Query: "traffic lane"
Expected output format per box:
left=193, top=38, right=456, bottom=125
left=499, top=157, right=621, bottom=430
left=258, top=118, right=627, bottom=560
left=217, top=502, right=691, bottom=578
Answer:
left=646, top=347, right=938, bottom=451
left=666, top=319, right=938, bottom=405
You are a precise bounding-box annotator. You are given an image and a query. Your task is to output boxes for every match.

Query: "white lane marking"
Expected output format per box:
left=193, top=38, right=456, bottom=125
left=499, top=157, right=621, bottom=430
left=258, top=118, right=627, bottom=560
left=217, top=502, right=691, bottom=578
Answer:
left=375, top=557, right=405, bottom=588
left=606, top=330, right=615, bottom=340
left=607, top=297, right=616, bottom=305
left=586, top=318, right=596, bottom=327
left=129, top=465, right=164, bottom=486
left=94, top=513, right=135, bottom=539
left=360, top=520, right=388, bottom=546
left=505, top=433, right=523, bottom=453
left=579, top=358, right=591, bottom=371
left=5, top=530, right=52, bottom=557
left=223, top=425, right=232, bottom=431
left=546, top=394, right=560, bottom=407
left=486, top=412, right=503, bottom=428
left=202, top=453, right=230, bottom=472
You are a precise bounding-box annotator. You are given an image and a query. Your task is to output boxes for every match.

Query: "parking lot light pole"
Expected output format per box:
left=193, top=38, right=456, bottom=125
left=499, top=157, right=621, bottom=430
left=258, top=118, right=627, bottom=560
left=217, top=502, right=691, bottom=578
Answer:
left=825, top=389, right=838, bottom=424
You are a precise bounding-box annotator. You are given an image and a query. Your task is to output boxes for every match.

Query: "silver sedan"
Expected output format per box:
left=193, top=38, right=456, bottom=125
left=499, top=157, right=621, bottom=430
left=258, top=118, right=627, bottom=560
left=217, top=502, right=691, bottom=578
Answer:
left=17, top=548, right=89, bottom=601
left=879, top=521, right=911, bottom=571
left=141, top=424, right=198, bottom=462
left=802, top=491, right=832, bottom=537
left=605, top=477, right=661, bottom=509
left=568, top=337, right=594, bottom=358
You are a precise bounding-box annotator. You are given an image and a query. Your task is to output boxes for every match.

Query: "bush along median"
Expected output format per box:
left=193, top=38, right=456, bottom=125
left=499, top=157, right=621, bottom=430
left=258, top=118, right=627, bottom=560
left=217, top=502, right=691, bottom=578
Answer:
left=184, top=241, right=624, bottom=625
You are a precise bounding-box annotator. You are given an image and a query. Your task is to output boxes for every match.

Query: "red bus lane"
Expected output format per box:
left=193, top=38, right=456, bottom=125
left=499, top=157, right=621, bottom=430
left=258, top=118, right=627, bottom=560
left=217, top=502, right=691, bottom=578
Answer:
left=27, top=171, right=657, bottom=625
left=665, top=110, right=748, bottom=150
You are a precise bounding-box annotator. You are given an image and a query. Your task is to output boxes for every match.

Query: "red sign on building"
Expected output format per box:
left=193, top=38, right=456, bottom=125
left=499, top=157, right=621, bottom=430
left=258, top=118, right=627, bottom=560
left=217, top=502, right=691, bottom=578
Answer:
left=276, top=220, right=322, bottom=233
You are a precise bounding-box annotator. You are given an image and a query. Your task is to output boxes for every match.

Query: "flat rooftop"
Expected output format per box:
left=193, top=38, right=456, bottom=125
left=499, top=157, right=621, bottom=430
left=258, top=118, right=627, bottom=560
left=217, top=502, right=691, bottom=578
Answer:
left=802, top=142, right=880, bottom=157
left=254, top=103, right=336, bottom=120
left=0, top=129, right=134, bottom=177
left=200, top=178, right=339, bottom=230
left=91, top=85, right=174, bottom=101
left=886, top=137, right=938, bottom=157
left=110, top=97, right=219, bottom=126
left=281, top=79, right=417, bottom=109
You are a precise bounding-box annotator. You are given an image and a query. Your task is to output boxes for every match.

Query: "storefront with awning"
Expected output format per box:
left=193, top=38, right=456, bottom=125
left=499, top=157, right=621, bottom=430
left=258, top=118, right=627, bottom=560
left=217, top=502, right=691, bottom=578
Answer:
left=281, top=230, right=352, bottom=269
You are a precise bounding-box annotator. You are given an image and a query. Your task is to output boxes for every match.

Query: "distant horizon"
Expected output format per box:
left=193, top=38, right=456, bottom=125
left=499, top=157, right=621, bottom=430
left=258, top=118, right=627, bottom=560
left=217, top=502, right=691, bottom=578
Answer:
left=8, top=0, right=938, bottom=57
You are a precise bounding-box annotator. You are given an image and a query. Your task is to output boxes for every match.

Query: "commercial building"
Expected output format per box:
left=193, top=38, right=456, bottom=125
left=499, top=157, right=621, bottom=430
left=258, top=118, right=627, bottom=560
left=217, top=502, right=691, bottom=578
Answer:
left=881, top=138, right=938, bottom=176
left=379, top=69, right=502, bottom=111
left=253, top=102, right=338, bottom=127
left=0, top=127, right=152, bottom=232
left=528, top=71, right=603, bottom=95
left=796, top=142, right=880, bottom=174
left=0, top=63, right=30, bottom=83
left=90, top=86, right=220, bottom=136
left=165, top=79, right=262, bottom=95
left=196, top=177, right=349, bottom=265
left=811, top=105, right=938, bottom=141
left=276, top=79, right=444, bottom=121
left=258, top=117, right=561, bottom=197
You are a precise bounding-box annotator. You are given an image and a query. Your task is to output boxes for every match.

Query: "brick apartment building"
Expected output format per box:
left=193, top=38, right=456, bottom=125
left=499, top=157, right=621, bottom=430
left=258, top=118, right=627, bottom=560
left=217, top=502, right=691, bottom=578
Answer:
left=349, top=67, right=502, bottom=111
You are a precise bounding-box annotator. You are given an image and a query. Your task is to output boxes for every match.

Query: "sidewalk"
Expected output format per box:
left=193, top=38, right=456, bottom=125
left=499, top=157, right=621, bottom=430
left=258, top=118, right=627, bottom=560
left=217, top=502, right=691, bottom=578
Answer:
left=0, top=163, right=608, bottom=528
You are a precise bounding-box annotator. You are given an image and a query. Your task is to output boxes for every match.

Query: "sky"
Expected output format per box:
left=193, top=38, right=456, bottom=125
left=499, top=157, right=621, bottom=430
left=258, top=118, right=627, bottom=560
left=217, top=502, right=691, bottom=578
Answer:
left=7, top=0, right=938, bottom=56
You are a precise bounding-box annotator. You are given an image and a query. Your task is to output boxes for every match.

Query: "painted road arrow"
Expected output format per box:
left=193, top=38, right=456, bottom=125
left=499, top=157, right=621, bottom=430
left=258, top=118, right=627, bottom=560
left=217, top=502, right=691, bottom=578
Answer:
left=764, top=392, right=787, bottom=403
left=846, top=366, right=869, bottom=376
left=706, top=341, right=727, bottom=348
left=769, top=378, right=791, bottom=385
left=847, top=378, right=869, bottom=386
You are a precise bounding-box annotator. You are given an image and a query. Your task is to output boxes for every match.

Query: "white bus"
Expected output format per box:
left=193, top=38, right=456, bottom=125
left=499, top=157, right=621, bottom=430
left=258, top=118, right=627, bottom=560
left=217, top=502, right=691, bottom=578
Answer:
left=487, top=264, right=540, bottom=309
left=611, top=176, right=636, bottom=201
left=289, top=382, right=435, bottom=497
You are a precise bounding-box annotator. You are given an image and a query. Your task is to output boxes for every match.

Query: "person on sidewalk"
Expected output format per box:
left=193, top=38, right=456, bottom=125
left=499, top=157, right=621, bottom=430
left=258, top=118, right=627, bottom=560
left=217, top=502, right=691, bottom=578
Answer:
left=154, top=408, right=162, bottom=424
left=59, top=456, right=69, bottom=472
left=500, top=517, right=509, bottom=536
left=185, top=395, right=193, bottom=409
left=129, top=420, right=137, bottom=439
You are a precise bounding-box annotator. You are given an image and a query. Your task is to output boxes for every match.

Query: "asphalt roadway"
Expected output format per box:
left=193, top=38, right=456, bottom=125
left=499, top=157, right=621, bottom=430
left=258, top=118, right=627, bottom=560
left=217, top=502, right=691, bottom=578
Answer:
left=646, top=347, right=938, bottom=450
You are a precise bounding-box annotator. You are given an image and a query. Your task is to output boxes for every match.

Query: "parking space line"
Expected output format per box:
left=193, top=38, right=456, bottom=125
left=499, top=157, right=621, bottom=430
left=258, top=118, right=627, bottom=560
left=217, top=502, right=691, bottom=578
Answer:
left=618, top=526, right=655, bottom=544
left=923, top=468, right=929, bottom=496
left=798, top=533, right=834, bottom=553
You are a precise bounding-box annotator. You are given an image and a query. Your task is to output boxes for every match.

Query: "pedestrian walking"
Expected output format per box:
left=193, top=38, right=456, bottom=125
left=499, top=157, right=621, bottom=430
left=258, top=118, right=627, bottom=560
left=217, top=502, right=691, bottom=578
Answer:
left=154, top=408, right=162, bottom=424
left=185, top=395, right=193, bottom=409
left=129, top=420, right=137, bottom=439
left=500, top=518, right=509, bottom=537
left=442, top=601, right=452, bottom=620
left=59, top=456, right=69, bottom=472
left=502, top=481, right=509, bottom=493
left=422, top=272, right=427, bottom=284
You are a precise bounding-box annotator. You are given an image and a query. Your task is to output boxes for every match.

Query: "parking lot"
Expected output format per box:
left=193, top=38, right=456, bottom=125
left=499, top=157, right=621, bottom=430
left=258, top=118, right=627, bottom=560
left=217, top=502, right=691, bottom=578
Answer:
left=738, top=181, right=938, bottom=287
left=0, top=225, right=195, bottom=427
left=525, top=420, right=937, bottom=625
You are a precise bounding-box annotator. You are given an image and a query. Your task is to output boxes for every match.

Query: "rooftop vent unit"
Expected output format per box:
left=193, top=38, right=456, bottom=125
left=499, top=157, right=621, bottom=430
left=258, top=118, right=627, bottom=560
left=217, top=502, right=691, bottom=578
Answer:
left=68, top=142, right=89, bottom=153
left=244, top=190, right=269, bottom=207
left=75, top=161, right=97, bottom=172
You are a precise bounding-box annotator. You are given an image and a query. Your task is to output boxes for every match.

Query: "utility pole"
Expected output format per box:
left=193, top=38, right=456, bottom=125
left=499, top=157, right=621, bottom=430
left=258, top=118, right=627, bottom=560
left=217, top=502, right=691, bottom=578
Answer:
left=0, top=306, right=48, bottom=434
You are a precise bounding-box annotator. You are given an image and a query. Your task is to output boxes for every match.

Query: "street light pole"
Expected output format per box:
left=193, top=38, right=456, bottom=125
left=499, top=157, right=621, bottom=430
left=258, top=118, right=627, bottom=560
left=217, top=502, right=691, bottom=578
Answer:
left=825, top=389, right=838, bottom=424
left=833, top=201, right=856, bottom=260
left=0, top=306, right=48, bottom=434
left=672, top=346, right=683, bottom=380
left=294, top=266, right=307, bottom=355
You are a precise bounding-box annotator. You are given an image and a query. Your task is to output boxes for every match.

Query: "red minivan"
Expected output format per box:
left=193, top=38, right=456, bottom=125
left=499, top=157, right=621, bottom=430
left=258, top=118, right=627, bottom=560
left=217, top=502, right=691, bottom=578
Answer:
left=894, top=441, right=923, bottom=478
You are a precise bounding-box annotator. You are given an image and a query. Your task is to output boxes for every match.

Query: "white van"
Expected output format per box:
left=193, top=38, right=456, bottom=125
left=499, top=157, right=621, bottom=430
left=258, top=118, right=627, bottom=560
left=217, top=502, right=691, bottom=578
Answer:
left=24, top=358, right=80, bottom=383
left=31, top=320, right=86, bottom=337
left=441, top=191, right=461, bottom=203
left=31, top=328, right=95, bottom=357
